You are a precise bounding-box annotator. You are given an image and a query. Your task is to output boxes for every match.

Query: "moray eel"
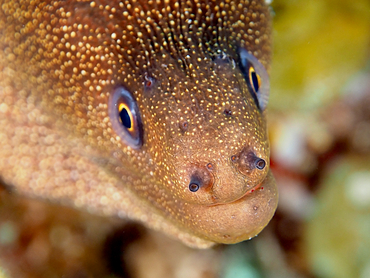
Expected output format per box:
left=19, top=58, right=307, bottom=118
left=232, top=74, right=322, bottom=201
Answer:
left=0, top=0, right=278, bottom=248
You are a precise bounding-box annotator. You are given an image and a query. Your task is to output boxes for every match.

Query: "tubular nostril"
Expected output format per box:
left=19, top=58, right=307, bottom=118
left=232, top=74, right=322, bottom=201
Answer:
left=187, top=166, right=214, bottom=193
left=244, top=151, right=265, bottom=170
left=233, top=148, right=267, bottom=173
left=189, top=182, right=200, bottom=192
left=255, top=158, right=266, bottom=170
left=189, top=175, right=202, bottom=192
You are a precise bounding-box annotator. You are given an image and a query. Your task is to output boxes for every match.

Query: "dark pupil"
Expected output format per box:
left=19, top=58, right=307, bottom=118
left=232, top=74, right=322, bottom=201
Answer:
left=119, top=108, right=132, bottom=129
left=251, top=70, right=259, bottom=92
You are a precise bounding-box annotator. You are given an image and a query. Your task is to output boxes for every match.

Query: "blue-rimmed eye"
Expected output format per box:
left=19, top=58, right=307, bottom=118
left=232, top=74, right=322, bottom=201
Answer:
left=108, top=87, right=143, bottom=149
left=239, top=49, right=270, bottom=111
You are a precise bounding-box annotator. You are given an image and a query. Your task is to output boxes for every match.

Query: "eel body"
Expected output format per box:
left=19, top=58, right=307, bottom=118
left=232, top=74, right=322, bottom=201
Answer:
left=0, top=0, right=278, bottom=248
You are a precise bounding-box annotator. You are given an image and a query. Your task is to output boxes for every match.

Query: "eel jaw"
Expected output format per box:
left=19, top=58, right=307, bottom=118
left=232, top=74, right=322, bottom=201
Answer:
left=183, top=170, right=278, bottom=245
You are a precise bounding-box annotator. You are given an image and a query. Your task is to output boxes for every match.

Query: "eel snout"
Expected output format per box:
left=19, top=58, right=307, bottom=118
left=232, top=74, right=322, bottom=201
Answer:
left=181, top=170, right=278, bottom=244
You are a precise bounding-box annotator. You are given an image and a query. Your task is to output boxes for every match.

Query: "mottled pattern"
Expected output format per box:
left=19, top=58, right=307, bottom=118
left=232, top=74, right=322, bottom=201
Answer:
left=0, top=0, right=278, bottom=248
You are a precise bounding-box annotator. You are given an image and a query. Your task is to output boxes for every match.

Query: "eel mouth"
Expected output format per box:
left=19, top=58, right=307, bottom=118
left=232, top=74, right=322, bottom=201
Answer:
left=184, top=170, right=278, bottom=245
left=237, top=181, right=264, bottom=201
left=209, top=177, right=266, bottom=207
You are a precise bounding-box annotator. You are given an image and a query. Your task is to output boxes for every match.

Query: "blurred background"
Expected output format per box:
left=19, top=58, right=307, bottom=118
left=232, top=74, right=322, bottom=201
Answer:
left=1, top=0, right=370, bottom=277
left=267, top=0, right=370, bottom=277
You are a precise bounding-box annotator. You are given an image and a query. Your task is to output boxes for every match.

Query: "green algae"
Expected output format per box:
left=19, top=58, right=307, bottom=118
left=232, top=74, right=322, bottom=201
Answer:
left=270, top=0, right=370, bottom=112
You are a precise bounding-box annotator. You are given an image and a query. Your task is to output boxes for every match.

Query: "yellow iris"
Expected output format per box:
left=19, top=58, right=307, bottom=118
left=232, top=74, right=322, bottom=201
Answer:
left=118, top=102, right=134, bottom=132
left=249, top=66, right=261, bottom=93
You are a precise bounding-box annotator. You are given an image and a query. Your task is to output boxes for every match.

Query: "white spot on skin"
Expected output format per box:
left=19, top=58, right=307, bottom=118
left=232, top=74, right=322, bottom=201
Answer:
left=1, top=0, right=274, bottom=247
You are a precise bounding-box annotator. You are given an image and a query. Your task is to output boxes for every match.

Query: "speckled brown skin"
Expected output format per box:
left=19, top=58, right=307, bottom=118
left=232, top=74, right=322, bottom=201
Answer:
left=0, top=0, right=278, bottom=248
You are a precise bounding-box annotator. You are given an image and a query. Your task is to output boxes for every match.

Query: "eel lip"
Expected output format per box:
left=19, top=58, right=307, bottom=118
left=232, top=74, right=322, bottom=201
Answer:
left=237, top=181, right=264, bottom=201
left=208, top=179, right=265, bottom=207
left=181, top=170, right=278, bottom=245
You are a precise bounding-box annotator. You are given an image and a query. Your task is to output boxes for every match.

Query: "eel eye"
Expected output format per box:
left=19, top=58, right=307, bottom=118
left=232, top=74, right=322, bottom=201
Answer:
left=248, top=66, right=261, bottom=94
left=109, top=86, right=143, bottom=149
left=239, top=49, right=270, bottom=111
left=118, top=102, right=133, bottom=130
